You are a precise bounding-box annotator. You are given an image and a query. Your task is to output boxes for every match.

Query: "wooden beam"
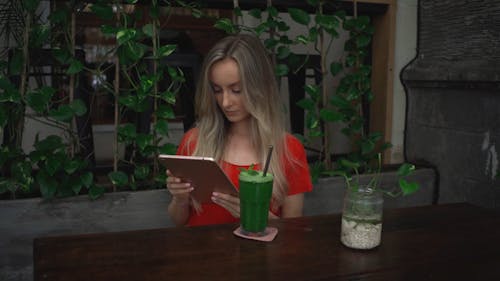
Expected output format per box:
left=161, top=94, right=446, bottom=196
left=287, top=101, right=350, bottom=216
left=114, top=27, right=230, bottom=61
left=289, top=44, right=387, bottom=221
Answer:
left=369, top=0, right=396, bottom=164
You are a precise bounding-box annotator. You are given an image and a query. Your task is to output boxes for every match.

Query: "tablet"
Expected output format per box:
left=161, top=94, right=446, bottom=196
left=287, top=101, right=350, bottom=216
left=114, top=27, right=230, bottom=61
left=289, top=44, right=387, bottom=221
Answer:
left=159, top=154, right=238, bottom=204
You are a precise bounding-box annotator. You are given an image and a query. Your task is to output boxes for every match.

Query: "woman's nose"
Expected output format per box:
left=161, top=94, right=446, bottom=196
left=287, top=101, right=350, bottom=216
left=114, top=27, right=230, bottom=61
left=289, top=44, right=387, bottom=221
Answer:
left=222, top=91, right=232, bottom=108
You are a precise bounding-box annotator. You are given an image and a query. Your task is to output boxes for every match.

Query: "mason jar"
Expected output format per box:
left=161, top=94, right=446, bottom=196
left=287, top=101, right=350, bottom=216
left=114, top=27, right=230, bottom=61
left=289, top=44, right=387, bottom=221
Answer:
left=340, top=187, right=384, bottom=249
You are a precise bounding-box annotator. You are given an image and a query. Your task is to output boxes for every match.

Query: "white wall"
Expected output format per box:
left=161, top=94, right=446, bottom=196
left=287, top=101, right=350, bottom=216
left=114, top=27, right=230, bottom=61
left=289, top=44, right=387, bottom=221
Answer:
left=390, top=0, right=418, bottom=163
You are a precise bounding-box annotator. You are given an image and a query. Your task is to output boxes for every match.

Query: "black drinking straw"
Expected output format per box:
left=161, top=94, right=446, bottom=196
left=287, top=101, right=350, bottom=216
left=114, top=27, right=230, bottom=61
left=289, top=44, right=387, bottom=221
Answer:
left=263, top=145, right=273, bottom=177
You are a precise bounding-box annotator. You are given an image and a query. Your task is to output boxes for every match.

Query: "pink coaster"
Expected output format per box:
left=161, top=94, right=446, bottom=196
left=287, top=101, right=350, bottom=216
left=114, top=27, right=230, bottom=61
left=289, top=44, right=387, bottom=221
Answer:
left=233, top=226, right=278, bottom=242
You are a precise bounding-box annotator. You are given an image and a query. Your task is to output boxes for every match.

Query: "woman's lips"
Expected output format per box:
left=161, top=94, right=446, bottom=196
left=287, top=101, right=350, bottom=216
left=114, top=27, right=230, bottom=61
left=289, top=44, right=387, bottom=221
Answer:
left=224, top=111, right=238, bottom=116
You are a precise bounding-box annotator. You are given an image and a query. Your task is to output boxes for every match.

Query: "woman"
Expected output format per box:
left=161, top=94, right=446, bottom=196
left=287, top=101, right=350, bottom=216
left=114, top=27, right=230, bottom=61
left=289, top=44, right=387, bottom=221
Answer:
left=167, top=34, right=313, bottom=226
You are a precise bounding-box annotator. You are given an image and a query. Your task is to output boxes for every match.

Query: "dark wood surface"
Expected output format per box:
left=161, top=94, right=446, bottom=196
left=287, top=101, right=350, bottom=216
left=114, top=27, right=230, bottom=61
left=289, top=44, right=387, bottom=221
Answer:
left=34, top=203, right=500, bottom=281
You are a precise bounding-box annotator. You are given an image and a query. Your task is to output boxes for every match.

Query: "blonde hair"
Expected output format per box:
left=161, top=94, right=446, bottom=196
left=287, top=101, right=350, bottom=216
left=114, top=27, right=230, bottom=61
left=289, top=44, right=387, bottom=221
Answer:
left=189, top=34, right=290, bottom=208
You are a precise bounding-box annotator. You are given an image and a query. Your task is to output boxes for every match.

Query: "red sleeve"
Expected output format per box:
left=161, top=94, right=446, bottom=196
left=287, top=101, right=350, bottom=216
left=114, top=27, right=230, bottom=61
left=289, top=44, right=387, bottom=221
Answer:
left=284, top=134, right=313, bottom=195
left=176, top=128, right=198, bottom=156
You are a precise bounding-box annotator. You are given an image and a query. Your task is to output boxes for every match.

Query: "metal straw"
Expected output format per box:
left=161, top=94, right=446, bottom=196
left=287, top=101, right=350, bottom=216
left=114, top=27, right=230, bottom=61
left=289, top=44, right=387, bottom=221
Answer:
left=263, top=145, right=273, bottom=177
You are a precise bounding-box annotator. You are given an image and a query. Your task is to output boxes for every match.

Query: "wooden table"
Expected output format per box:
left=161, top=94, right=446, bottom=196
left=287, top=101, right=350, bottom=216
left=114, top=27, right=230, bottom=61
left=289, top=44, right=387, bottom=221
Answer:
left=34, top=203, right=500, bottom=281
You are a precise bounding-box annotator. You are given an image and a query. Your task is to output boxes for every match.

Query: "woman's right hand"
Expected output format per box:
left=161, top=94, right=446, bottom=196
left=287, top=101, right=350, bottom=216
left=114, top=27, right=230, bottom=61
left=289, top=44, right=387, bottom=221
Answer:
left=166, top=169, right=193, bottom=204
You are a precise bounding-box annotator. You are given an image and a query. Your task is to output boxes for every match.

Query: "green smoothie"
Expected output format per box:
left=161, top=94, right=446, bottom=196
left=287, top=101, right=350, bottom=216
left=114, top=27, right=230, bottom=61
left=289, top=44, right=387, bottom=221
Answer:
left=239, top=170, right=273, bottom=234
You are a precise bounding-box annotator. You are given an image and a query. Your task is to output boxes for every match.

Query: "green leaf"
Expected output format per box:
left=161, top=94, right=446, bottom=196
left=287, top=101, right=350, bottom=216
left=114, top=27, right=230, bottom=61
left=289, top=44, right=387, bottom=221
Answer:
left=0, top=106, right=6, bottom=128
left=305, top=113, right=319, bottom=129
left=356, top=34, right=371, bottom=48
left=233, top=7, right=242, bottom=17
left=118, top=124, right=137, bottom=140
left=267, top=6, right=278, bottom=17
left=249, top=8, right=262, bottom=19
left=119, top=95, right=138, bottom=109
left=81, top=172, right=93, bottom=188
left=37, top=171, right=57, bottom=198
left=108, top=171, right=128, bottom=187
left=45, top=156, right=62, bottom=176
left=191, top=8, right=202, bottom=18
left=88, top=185, right=105, bottom=200
left=49, top=9, right=68, bottom=24
left=276, top=46, right=290, bottom=60
left=149, top=4, right=159, bottom=19
left=8, top=49, right=23, bottom=75
left=70, top=99, right=87, bottom=116
left=125, top=42, right=146, bottom=63
left=90, top=3, right=114, bottom=20
left=49, top=105, right=74, bottom=122
left=155, top=119, right=169, bottom=136
left=320, top=108, right=343, bottom=122
left=316, top=14, right=339, bottom=31
left=26, top=87, right=54, bottom=113
left=288, top=8, right=310, bottom=25
left=134, top=165, right=150, bottom=180
left=308, top=26, right=319, bottom=42
left=339, top=159, right=361, bottom=169
left=136, top=134, right=153, bottom=151
left=117, top=29, right=137, bottom=45
left=296, top=35, right=310, bottom=44
left=264, top=37, right=278, bottom=49
left=158, top=44, right=177, bottom=57
left=275, top=64, right=289, bottom=76
left=69, top=177, right=83, bottom=195
left=214, top=18, right=237, bottom=34
left=277, top=20, right=290, bottom=32
left=297, top=98, right=315, bottom=111
left=66, top=59, right=83, bottom=75
left=142, top=24, right=154, bottom=37
left=330, top=62, right=343, bottom=76
left=11, top=160, right=33, bottom=186
left=52, top=48, right=71, bottom=64
left=330, top=94, right=350, bottom=109
left=101, top=25, right=117, bottom=36
left=156, top=104, right=175, bottom=119
left=159, top=143, right=177, bottom=155
left=357, top=16, right=371, bottom=27
left=361, top=139, right=375, bottom=155
left=399, top=179, right=419, bottom=196
left=397, top=163, right=415, bottom=177
left=34, top=135, right=64, bottom=152
left=304, top=84, right=320, bottom=100
left=64, top=160, right=81, bottom=174
left=30, top=24, right=50, bottom=48
left=307, top=0, right=320, bottom=6
left=160, top=90, right=176, bottom=104
left=23, top=0, right=39, bottom=12
left=0, top=179, right=15, bottom=194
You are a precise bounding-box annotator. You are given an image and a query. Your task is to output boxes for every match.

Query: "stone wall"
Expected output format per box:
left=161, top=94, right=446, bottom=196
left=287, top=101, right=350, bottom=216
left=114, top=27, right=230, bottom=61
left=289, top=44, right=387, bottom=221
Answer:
left=401, top=0, right=500, bottom=207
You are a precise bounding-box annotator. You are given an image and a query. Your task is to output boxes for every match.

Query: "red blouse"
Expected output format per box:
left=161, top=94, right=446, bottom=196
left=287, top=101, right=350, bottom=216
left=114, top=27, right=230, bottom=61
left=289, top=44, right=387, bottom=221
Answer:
left=176, top=128, right=313, bottom=226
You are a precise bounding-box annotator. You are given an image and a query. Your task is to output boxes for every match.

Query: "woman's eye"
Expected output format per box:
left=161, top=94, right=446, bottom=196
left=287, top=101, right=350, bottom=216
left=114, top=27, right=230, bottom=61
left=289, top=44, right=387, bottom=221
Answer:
left=232, top=89, right=241, bottom=94
left=212, top=87, right=222, bottom=94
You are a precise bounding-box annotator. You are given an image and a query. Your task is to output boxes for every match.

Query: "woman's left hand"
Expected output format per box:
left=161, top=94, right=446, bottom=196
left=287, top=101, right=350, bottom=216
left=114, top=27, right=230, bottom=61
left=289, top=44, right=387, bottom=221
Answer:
left=211, top=192, right=241, bottom=218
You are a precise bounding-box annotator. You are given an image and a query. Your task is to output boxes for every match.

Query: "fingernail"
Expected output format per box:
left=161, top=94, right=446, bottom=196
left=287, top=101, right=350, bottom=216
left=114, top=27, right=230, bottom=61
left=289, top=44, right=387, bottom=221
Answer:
left=211, top=196, right=217, bottom=202
left=212, top=192, right=218, bottom=196
left=189, top=187, right=194, bottom=191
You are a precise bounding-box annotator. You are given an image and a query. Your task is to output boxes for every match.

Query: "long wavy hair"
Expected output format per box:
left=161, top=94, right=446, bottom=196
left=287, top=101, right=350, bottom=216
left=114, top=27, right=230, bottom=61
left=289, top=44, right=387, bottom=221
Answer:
left=187, top=34, right=290, bottom=208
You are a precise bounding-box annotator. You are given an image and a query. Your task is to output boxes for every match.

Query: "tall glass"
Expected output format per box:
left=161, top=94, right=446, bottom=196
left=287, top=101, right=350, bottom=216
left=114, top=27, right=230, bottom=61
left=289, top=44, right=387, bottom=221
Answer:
left=239, top=170, right=273, bottom=235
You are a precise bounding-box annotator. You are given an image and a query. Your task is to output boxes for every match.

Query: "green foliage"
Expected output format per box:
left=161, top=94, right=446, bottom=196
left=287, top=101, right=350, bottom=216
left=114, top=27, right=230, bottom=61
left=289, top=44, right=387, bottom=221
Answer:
left=329, top=154, right=420, bottom=198
left=0, top=0, right=188, bottom=199
left=212, top=3, right=414, bottom=190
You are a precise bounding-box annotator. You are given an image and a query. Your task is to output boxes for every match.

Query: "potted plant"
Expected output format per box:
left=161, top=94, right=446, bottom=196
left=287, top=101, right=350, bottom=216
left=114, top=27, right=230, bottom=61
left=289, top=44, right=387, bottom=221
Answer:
left=328, top=154, right=419, bottom=249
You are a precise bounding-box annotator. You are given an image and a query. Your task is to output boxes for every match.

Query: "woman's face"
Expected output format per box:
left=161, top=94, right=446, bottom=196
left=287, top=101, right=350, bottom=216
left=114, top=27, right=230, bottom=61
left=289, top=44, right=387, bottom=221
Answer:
left=209, top=58, right=251, bottom=124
